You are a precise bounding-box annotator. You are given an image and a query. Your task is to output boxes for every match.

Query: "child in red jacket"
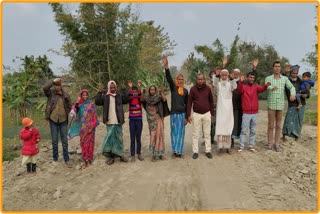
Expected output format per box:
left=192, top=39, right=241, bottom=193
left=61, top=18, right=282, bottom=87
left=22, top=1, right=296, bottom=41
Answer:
left=20, top=117, right=40, bottom=173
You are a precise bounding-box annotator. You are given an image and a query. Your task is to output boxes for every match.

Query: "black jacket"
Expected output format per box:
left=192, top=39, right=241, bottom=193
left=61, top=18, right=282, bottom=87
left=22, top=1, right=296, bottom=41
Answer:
left=95, top=91, right=128, bottom=125
left=164, top=68, right=188, bottom=114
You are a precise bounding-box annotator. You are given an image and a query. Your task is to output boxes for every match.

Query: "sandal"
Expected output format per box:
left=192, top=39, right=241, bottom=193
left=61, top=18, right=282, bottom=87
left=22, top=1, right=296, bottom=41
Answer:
left=274, top=145, right=280, bottom=152
left=120, top=156, right=129, bottom=163
left=106, top=159, right=115, bottom=165
left=249, top=148, right=257, bottom=153
left=237, top=148, right=243, bottom=152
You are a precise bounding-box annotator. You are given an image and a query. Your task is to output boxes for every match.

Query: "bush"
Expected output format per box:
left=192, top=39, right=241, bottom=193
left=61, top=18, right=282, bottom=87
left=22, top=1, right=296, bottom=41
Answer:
left=3, top=138, right=20, bottom=162
left=303, top=111, right=317, bottom=126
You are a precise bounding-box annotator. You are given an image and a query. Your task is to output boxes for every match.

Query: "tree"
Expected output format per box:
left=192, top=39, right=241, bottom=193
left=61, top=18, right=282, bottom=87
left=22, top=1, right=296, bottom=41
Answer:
left=194, top=38, right=225, bottom=69
left=3, top=55, right=53, bottom=117
left=138, top=20, right=176, bottom=75
left=183, top=52, right=208, bottom=84
left=51, top=3, right=142, bottom=88
left=303, top=12, right=317, bottom=79
left=50, top=3, right=176, bottom=89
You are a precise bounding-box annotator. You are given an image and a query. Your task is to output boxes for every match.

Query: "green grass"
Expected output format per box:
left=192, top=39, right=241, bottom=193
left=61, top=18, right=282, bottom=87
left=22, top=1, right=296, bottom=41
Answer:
left=3, top=137, right=21, bottom=162
left=304, top=111, right=317, bottom=126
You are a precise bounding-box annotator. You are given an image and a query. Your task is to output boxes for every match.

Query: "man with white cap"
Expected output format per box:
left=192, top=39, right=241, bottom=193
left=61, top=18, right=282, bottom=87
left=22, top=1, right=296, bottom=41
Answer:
left=212, top=68, right=237, bottom=154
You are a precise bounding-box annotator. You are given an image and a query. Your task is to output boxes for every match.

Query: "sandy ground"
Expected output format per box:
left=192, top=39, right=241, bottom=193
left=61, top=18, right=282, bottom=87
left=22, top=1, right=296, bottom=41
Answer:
left=2, top=95, right=317, bottom=211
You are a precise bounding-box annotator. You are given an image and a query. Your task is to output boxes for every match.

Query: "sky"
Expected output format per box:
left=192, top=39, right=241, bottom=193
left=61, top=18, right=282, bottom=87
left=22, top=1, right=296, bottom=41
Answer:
left=2, top=3, right=317, bottom=76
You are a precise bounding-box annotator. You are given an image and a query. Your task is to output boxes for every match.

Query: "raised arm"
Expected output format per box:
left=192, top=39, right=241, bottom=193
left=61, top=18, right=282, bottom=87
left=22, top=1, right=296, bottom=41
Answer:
left=158, top=85, right=167, bottom=102
left=162, top=55, right=175, bottom=91
left=95, top=85, right=105, bottom=106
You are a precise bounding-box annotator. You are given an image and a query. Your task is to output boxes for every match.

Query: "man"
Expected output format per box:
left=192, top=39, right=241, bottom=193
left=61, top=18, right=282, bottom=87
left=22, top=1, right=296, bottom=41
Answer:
left=162, top=56, right=188, bottom=158
left=187, top=73, right=214, bottom=159
left=282, top=65, right=310, bottom=142
left=95, top=80, right=129, bottom=165
left=230, top=68, right=242, bottom=148
left=43, top=78, right=72, bottom=167
left=213, top=69, right=237, bottom=154
left=206, top=68, right=217, bottom=145
left=238, top=72, right=271, bottom=152
left=231, top=59, right=259, bottom=148
left=265, top=61, right=296, bottom=152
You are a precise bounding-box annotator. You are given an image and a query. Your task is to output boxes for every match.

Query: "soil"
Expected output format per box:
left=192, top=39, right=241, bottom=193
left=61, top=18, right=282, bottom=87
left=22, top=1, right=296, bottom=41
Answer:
left=3, top=94, right=317, bottom=211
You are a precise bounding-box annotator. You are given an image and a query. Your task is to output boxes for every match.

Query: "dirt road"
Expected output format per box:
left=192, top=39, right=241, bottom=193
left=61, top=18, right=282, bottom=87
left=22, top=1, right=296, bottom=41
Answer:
left=3, top=100, right=317, bottom=211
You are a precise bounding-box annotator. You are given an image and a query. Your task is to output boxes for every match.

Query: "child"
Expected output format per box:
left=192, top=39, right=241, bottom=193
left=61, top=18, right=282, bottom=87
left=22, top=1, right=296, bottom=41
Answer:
left=296, top=72, right=315, bottom=109
left=127, top=80, right=144, bottom=162
left=20, top=117, right=40, bottom=173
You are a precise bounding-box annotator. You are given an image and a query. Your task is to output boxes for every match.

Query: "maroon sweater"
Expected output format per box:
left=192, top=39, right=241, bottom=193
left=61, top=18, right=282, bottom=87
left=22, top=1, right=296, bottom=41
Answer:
left=187, top=84, right=214, bottom=117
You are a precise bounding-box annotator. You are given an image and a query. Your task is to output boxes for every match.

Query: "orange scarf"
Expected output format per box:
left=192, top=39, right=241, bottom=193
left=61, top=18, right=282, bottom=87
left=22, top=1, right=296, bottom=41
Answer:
left=175, top=79, right=184, bottom=96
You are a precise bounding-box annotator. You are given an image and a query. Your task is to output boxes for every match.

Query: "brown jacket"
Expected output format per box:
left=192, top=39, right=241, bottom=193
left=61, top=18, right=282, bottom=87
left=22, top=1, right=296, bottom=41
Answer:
left=43, top=80, right=72, bottom=121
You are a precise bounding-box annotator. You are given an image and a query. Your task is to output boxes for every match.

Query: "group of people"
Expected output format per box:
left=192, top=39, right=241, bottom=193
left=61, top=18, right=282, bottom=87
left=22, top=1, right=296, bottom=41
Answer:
left=19, top=56, right=314, bottom=172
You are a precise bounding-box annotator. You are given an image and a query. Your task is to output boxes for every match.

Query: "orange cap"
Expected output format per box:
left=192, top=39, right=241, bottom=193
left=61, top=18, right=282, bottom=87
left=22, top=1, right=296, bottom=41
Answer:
left=22, top=117, right=33, bottom=127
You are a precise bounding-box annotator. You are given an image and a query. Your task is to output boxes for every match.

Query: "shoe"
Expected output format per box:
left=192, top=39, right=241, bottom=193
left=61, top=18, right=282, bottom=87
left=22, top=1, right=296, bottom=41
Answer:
left=106, top=158, right=115, bottom=165
left=159, top=155, right=165, bottom=160
left=226, top=149, right=232, bottom=155
left=237, top=148, right=243, bottom=152
left=249, top=148, right=257, bottom=153
left=192, top=153, right=199, bottom=159
left=31, top=163, right=37, bottom=172
left=205, top=152, right=213, bottom=159
left=151, top=156, right=157, bottom=162
left=274, top=145, right=280, bottom=152
left=137, top=155, right=144, bottom=161
left=131, top=156, right=136, bottom=162
left=120, top=156, right=129, bottom=162
left=26, top=163, right=32, bottom=173
left=65, top=161, right=72, bottom=168
left=265, top=146, right=272, bottom=151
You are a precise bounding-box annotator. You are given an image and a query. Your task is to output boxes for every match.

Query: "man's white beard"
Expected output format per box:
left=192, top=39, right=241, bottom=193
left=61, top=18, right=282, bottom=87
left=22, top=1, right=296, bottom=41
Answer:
left=291, top=77, right=297, bottom=81
left=234, top=77, right=240, bottom=82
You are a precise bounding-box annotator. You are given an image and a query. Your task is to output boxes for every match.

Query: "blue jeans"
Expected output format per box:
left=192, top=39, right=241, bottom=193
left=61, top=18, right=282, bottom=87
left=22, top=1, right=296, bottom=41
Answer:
left=129, top=119, right=143, bottom=156
left=49, top=120, right=69, bottom=162
left=239, top=114, right=258, bottom=149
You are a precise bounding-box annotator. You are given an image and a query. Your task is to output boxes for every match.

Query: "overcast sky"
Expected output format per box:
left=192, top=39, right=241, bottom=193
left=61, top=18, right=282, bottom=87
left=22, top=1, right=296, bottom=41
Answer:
left=3, top=3, right=317, bottom=75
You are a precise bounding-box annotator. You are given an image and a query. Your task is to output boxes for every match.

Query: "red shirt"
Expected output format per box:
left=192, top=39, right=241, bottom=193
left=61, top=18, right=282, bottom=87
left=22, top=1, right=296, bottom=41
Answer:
left=237, top=81, right=268, bottom=114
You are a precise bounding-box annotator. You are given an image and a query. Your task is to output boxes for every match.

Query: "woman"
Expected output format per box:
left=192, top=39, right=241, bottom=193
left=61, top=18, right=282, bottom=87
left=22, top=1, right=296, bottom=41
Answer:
left=282, top=65, right=309, bottom=142
left=69, top=89, right=99, bottom=169
left=162, top=55, right=188, bottom=158
left=142, top=85, right=167, bottom=161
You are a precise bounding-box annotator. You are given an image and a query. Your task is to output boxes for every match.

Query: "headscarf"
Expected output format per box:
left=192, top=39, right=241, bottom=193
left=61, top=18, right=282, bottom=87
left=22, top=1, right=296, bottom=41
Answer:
left=144, top=85, right=161, bottom=105
left=107, top=80, right=117, bottom=97
left=175, top=73, right=185, bottom=96
left=76, top=89, right=89, bottom=107
left=290, top=64, right=300, bottom=72
left=144, top=85, right=164, bottom=118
